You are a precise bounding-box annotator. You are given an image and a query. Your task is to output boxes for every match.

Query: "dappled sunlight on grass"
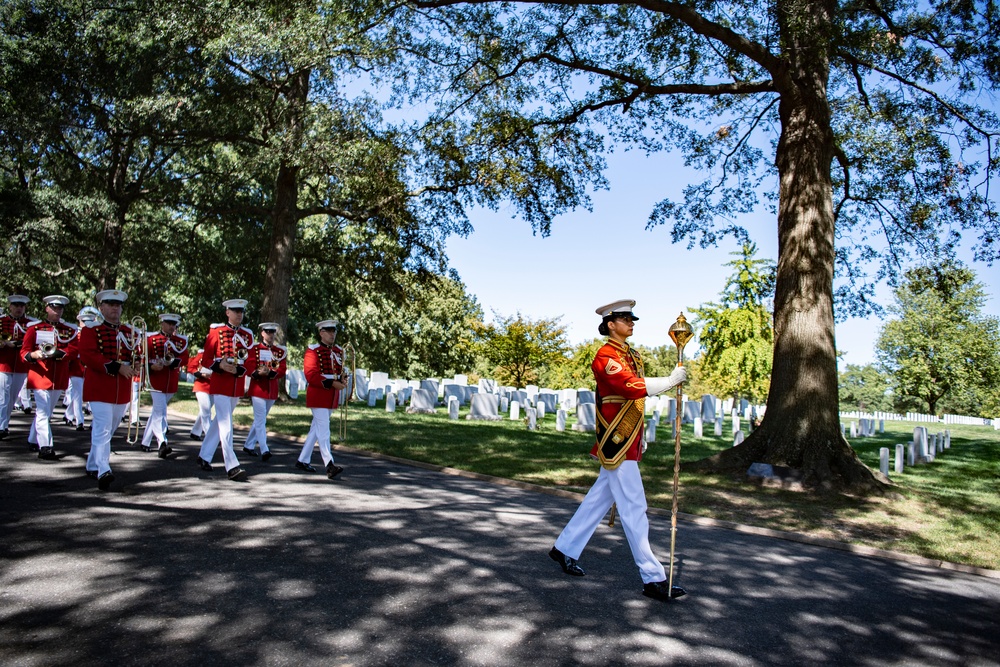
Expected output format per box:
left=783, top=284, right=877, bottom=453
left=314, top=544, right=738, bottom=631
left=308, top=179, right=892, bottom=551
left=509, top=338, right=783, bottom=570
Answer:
left=167, top=384, right=1000, bottom=569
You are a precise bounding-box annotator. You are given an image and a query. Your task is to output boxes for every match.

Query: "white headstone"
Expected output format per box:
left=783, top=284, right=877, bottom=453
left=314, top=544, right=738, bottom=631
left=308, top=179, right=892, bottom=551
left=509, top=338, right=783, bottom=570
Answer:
left=879, top=419, right=885, bottom=434
left=577, top=390, right=596, bottom=405
left=714, top=417, right=723, bottom=436
left=500, top=396, right=509, bottom=414
left=879, top=447, right=889, bottom=477
left=556, top=409, right=567, bottom=432
left=510, top=400, right=520, bottom=421
left=453, top=373, right=468, bottom=386
left=536, top=392, right=557, bottom=414
left=354, top=369, right=370, bottom=401
left=945, top=430, right=951, bottom=449
left=894, top=444, right=904, bottom=474
left=444, top=384, right=464, bottom=407
left=701, top=395, right=716, bottom=421
left=367, top=388, right=377, bottom=407
left=646, top=419, right=656, bottom=443
left=536, top=401, right=546, bottom=420
left=850, top=422, right=858, bottom=438
left=467, top=393, right=502, bottom=421
left=478, top=378, right=497, bottom=394
left=907, top=442, right=916, bottom=466
left=369, top=371, right=390, bottom=394
left=694, top=417, right=703, bottom=438
left=733, top=430, right=745, bottom=446
left=573, top=403, right=596, bottom=432
left=509, top=390, right=528, bottom=407
left=406, top=388, right=437, bottom=414
left=386, top=392, right=396, bottom=412
left=733, top=414, right=741, bottom=434
left=448, top=395, right=459, bottom=420
left=527, top=407, right=537, bottom=430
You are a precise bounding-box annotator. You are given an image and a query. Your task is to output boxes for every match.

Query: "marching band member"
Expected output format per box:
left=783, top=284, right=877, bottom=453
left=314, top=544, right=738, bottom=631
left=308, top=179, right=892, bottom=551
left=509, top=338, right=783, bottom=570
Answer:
left=0, top=294, right=36, bottom=439
left=197, top=298, right=256, bottom=481
left=140, top=314, right=189, bottom=458
left=64, top=307, right=97, bottom=430
left=548, top=299, right=687, bottom=602
left=79, top=289, right=140, bottom=490
left=20, top=295, right=79, bottom=460
left=296, top=320, right=345, bottom=479
left=187, top=348, right=213, bottom=440
left=240, top=322, right=286, bottom=461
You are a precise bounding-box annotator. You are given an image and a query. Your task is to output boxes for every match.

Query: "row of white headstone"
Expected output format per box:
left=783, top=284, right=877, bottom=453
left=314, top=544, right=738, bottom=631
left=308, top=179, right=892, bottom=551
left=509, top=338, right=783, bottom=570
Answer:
left=877, top=427, right=951, bottom=478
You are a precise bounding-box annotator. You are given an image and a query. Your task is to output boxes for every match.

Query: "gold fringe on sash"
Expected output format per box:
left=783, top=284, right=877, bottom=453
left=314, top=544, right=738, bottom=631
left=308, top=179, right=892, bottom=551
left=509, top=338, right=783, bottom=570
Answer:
left=596, top=397, right=645, bottom=469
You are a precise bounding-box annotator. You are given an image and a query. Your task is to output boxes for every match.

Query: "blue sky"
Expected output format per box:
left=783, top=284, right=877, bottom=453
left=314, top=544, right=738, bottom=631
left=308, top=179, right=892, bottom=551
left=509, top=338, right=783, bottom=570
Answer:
left=444, top=148, right=999, bottom=368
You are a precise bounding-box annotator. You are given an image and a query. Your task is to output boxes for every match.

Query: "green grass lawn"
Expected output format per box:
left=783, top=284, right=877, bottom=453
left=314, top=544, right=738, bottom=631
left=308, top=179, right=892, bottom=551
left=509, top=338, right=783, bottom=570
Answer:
left=166, top=384, right=1000, bottom=570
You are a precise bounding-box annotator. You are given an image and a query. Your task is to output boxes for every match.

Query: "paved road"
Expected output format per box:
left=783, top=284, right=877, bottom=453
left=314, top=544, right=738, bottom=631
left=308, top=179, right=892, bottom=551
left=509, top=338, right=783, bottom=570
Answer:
left=1, top=410, right=998, bottom=667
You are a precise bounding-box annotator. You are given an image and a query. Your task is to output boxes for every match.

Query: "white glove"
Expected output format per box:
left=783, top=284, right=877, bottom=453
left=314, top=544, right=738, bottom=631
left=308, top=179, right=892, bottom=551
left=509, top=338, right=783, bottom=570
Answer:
left=644, top=366, right=688, bottom=396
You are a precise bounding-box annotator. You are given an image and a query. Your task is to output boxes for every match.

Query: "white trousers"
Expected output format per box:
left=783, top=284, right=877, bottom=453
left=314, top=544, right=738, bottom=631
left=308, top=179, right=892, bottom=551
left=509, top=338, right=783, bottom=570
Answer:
left=190, top=392, right=213, bottom=437
left=242, top=396, right=275, bottom=453
left=30, top=389, right=62, bottom=450
left=86, top=401, right=129, bottom=476
left=298, top=408, right=334, bottom=466
left=16, top=382, right=31, bottom=409
left=199, top=395, right=240, bottom=471
left=129, top=382, right=140, bottom=423
left=141, top=391, right=174, bottom=447
left=0, top=371, right=27, bottom=429
left=554, top=461, right=666, bottom=584
left=65, top=377, right=84, bottom=426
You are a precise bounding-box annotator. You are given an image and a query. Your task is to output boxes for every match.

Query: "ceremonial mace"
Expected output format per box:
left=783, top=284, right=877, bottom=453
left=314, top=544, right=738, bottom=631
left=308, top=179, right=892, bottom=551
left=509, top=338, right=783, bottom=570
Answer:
left=666, top=312, right=694, bottom=599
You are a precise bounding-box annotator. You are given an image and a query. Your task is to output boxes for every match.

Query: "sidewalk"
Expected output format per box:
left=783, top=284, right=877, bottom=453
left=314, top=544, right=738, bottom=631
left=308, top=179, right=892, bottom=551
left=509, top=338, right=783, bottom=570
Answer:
left=2, top=410, right=999, bottom=666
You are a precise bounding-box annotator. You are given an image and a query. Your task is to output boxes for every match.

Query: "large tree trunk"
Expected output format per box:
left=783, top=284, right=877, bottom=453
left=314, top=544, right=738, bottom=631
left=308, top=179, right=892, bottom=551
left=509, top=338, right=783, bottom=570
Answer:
left=260, top=68, right=310, bottom=340
left=690, top=0, right=885, bottom=494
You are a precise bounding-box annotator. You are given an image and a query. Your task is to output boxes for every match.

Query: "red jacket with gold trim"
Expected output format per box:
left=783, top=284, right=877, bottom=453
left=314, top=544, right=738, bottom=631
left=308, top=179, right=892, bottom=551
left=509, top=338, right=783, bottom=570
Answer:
left=0, top=315, right=37, bottom=373
left=589, top=339, right=648, bottom=465
left=79, top=321, right=142, bottom=405
left=187, top=350, right=211, bottom=394
left=145, top=331, right=190, bottom=394
left=247, top=342, right=287, bottom=400
left=304, top=343, right=343, bottom=409
left=19, top=319, right=80, bottom=391
left=202, top=323, right=256, bottom=397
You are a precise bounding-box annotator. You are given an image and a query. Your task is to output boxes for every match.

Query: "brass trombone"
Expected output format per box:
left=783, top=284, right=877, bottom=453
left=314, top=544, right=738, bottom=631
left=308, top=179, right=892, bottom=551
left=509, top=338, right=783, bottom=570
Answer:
left=125, top=316, right=151, bottom=445
left=337, top=342, right=357, bottom=442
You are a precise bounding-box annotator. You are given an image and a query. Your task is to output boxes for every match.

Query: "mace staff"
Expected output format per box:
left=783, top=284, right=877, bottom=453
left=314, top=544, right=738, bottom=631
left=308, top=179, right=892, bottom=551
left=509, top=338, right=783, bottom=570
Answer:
left=666, top=312, right=694, bottom=599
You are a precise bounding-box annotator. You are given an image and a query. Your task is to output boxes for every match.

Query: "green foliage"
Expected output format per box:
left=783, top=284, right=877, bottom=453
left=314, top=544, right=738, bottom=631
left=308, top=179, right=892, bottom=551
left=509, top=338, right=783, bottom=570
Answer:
left=473, top=312, right=569, bottom=387
left=838, top=363, right=894, bottom=413
left=542, top=337, right=603, bottom=390
left=692, top=242, right=774, bottom=403
left=876, top=261, right=1000, bottom=416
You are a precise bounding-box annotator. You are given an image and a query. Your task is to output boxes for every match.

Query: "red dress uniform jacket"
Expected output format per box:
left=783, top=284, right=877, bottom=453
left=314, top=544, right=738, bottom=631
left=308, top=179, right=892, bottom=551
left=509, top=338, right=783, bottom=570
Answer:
left=247, top=343, right=287, bottom=401
left=145, top=332, right=190, bottom=394
left=79, top=321, right=142, bottom=405
left=187, top=351, right=211, bottom=394
left=589, top=339, right=649, bottom=468
left=0, top=315, right=37, bottom=373
left=203, top=323, right=256, bottom=397
left=304, top=343, right=343, bottom=409
left=19, top=320, right=80, bottom=391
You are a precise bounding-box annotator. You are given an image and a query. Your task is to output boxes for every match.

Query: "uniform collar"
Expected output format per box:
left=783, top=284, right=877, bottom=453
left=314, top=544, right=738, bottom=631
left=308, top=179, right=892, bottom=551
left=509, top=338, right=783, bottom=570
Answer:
left=606, top=338, right=630, bottom=353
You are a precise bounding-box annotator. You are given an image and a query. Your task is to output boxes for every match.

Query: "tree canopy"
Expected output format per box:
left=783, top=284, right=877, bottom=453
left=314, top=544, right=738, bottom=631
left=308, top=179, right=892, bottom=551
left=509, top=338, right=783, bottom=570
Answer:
left=474, top=312, right=569, bottom=387
left=876, top=261, right=1000, bottom=416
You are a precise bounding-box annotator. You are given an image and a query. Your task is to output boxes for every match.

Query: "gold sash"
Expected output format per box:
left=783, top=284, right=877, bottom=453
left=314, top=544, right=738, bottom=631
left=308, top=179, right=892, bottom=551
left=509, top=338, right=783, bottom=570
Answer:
left=595, top=396, right=645, bottom=469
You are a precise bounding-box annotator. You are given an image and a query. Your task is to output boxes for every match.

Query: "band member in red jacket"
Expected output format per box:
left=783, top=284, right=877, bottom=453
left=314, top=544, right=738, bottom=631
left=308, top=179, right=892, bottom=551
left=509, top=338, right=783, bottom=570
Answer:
left=140, top=313, right=190, bottom=458
left=240, top=322, right=286, bottom=461
left=79, top=289, right=139, bottom=490
left=197, top=298, right=256, bottom=481
left=0, top=294, right=36, bottom=439
left=296, top=319, right=345, bottom=479
left=20, top=295, right=79, bottom=460
left=64, top=307, right=98, bottom=431
left=187, top=349, right=213, bottom=441
left=548, top=299, right=687, bottom=602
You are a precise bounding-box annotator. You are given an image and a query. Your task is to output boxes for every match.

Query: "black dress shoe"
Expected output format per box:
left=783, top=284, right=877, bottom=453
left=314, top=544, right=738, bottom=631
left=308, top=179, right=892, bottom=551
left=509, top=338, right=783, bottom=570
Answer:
left=157, top=443, right=172, bottom=459
left=326, top=462, right=344, bottom=479
left=38, top=446, right=56, bottom=460
left=261, top=451, right=272, bottom=462
left=139, top=444, right=153, bottom=452
left=642, top=581, right=686, bottom=601
left=241, top=447, right=259, bottom=457
left=76, top=424, right=85, bottom=431
left=22, top=407, right=32, bottom=415
left=227, top=466, right=247, bottom=481
left=0, top=428, right=8, bottom=440
left=85, top=470, right=98, bottom=479
left=97, top=471, right=115, bottom=490
left=549, top=547, right=585, bottom=576
left=29, top=443, right=39, bottom=452
left=197, top=458, right=213, bottom=471
left=189, top=433, right=203, bottom=441
left=295, top=461, right=316, bottom=472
